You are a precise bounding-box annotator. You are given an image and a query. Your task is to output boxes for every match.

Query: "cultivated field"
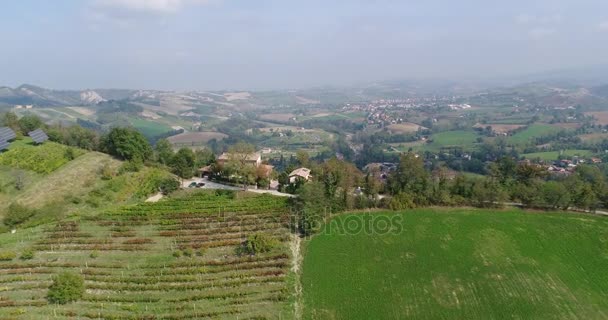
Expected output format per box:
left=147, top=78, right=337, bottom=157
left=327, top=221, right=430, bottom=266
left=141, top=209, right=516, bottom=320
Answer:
left=586, top=111, right=608, bottom=125
left=387, top=123, right=426, bottom=134
left=473, top=123, right=524, bottom=134
left=167, top=131, right=228, bottom=146
left=508, top=124, right=563, bottom=145
left=0, top=138, right=85, bottom=174
left=522, top=149, right=593, bottom=161
left=302, top=209, right=608, bottom=319
left=0, top=191, right=294, bottom=319
left=260, top=113, right=297, bottom=123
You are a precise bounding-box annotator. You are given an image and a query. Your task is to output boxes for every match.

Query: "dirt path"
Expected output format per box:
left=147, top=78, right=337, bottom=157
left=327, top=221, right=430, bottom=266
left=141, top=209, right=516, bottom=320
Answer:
left=145, top=192, right=164, bottom=203
left=290, top=234, right=303, bottom=320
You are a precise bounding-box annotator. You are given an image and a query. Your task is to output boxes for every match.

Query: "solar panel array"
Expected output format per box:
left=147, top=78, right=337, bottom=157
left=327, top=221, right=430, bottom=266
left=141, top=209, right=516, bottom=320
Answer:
left=0, top=127, right=16, bottom=142
left=28, top=128, right=49, bottom=144
left=0, top=140, right=9, bottom=151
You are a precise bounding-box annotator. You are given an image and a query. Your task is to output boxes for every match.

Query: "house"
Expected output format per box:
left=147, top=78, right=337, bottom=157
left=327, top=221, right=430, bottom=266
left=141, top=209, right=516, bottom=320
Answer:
left=289, top=167, right=312, bottom=183
left=591, top=157, right=603, bottom=164
left=217, top=152, right=262, bottom=167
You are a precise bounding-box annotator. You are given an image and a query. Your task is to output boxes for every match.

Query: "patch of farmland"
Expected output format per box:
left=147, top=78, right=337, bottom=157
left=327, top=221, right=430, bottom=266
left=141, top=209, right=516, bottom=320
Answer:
left=387, top=122, right=427, bottom=134
left=0, top=191, right=293, bottom=319
left=473, top=123, right=525, bottom=134
left=224, top=92, right=251, bottom=101
left=302, top=209, right=608, bottom=319
left=586, top=111, right=608, bottom=125
left=522, top=149, right=593, bottom=161
left=296, top=96, right=320, bottom=104
left=508, top=124, right=563, bottom=145
left=66, top=107, right=96, bottom=117
left=260, top=113, right=297, bottom=123
left=167, top=131, right=228, bottom=146
left=579, top=132, right=608, bottom=142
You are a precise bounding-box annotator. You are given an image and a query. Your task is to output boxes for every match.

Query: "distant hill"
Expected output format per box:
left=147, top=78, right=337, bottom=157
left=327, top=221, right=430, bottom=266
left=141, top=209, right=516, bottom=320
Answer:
left=0, top=84, right=136, bottom=107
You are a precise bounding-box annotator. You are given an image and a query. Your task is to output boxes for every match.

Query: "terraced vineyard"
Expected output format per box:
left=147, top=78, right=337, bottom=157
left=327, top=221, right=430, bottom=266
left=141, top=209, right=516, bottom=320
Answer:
left=0, top=191, right=294, bottom=319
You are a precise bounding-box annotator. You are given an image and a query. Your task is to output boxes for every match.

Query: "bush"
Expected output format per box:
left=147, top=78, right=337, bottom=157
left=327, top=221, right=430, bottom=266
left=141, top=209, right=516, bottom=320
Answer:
left=240, top=233, right=279, bottom=255
left=0, top=251, right=16, bottom=261
left=118, top=160, right=143, bottom=174
left=196, top=247, right=207, bottom=257
left=20, top=249, right=34, bottom=260
left=47, top=272, right=85, bottom=304
left=183, top=247, right=194, bottom=257
left=89, top=251, right=99, bottom=259
left=159, top=177, right=180, bottom=195
left=3, top=203, right=36, bottom=228
left=173, top=250, right=183, bottom=258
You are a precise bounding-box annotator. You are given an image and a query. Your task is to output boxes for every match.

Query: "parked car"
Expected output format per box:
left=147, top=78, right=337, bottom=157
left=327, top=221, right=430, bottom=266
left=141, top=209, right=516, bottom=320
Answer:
left=188, top=182, right=198, bottom=188
left=196, top=182, right=206, bottom=188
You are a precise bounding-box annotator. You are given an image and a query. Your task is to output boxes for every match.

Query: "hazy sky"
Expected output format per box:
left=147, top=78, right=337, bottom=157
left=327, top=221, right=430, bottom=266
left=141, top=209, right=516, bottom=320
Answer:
left=1, top=0, right=607, bottom=90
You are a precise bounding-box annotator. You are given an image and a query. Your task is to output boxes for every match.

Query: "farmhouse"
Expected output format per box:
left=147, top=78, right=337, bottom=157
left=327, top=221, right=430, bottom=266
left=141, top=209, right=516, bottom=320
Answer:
left=289, top=167, right=312, bottom=183
left=217, top=152, right=262, bottom=167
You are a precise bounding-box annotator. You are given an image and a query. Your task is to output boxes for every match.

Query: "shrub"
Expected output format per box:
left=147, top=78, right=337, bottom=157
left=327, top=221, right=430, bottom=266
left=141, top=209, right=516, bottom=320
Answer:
left=47, top=272, right=85, bottom=304
left=183, top=247, right=194, bottom=257
left=159, top=177, right=180, bottom=195
left=0, top=251, right=16, bottom=261
left=20, top=249, right=34, bottom=260
left=89, top=251, right=99, bottom=259
left=240, top=233, right=279, bottom=255
left=196, top=247, right=207, bottom=257
left=3, top=203, right=36, bottom=228
left=118, top=160, right=143, bottom=174
left=173, top=250, right=183, bottom=258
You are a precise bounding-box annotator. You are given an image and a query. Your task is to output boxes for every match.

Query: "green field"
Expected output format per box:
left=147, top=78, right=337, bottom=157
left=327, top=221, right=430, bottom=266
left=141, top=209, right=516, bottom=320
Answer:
left=0, top=191, right=293, bottom=319
left=417, top=130, right=480, bottom=151
left=129, top=118, right=173, bottom=138
left=302, top=209, right=608, bottom=319
left=508, top=124, right=563, bottom=145
left=522, top=149, right=593, bottom=161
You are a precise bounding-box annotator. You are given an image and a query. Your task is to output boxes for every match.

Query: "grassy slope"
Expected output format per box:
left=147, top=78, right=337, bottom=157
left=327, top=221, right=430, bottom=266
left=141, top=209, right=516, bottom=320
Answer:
left=416, top=130, right=479, bottom=152
left=129, top=117, right=173, bottom=138
left=302, top=208, right=608, bottom=320
left=0, top=191, right=293, bottom=319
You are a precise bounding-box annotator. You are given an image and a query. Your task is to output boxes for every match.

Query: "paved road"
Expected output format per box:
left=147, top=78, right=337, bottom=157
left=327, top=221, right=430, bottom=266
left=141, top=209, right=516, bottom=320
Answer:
left=182, top=177, right=295, bottom=197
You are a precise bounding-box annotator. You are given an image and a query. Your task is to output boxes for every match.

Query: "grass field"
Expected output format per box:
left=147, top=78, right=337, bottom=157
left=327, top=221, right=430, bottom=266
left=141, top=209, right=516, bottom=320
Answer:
left=302, top=209, right=608, bottom=319
left=387, top=123, right=426, bottom=134
left=417, top=130, right=480, bottom=151
left=522, top=149, right=593, bottom=161
left=129, top=118, right=173, bottom=138
left=0, top=191, right=293, bottom=319
left=508, top=124, right=563, bottom=145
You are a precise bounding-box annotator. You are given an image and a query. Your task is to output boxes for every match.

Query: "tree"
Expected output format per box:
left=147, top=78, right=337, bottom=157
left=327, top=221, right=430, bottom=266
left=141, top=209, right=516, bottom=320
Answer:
left=226, top=142, right=257, bottom=190
left=293, top=181, right=329, bottom=236
left=171, top=148, right=196, bottom=179
left=388, top=153, right=430, bottom=205
left=154, top=139, right=174, bottom=165
left=0, top=112, right=19, bottom=131
left=159, top=177, right=180, bottom=195
left=18, top=114, right=43, bottom=134
left=100, top=127, right=152, bottom=162
left=3, top=203, right=36, bottom=228
left=47, top=272, right=85, bottom=304
left=542, top=181, right=570, bottom=209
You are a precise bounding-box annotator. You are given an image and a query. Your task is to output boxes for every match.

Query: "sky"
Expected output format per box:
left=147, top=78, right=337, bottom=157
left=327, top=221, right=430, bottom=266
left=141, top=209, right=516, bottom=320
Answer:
left=0, top=0, right=607, bottom=91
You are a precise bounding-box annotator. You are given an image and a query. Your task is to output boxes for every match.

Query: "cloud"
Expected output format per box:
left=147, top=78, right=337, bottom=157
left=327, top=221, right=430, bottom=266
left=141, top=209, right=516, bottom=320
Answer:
left=599, top=20, right=608, bottom=31
left=516, top=13, right=562, bottom=25
left=529, top=27, right=556, bottom=38
left=93, top=0, right=215, bottom=14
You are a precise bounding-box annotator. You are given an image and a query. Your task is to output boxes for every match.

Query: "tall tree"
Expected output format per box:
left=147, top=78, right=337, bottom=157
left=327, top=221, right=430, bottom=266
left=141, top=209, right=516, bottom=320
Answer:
left=171, top=148, right=196, bottom=179
left=155, top=139, right=174, bottom=165
left=100, top=127, right=153, bottom=161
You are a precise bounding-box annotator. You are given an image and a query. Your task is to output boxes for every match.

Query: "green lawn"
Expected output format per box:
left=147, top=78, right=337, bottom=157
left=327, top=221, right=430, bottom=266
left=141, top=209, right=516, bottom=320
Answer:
left=508, top=124, right=563, bottom=145
left=302, top=209, right=608, bottom=319
left=522, top=149, right=593, bottom=161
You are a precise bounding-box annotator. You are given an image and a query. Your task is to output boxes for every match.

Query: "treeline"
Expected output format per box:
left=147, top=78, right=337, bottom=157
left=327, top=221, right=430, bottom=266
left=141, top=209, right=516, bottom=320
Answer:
left=289, top=153, right=608, bottom=236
